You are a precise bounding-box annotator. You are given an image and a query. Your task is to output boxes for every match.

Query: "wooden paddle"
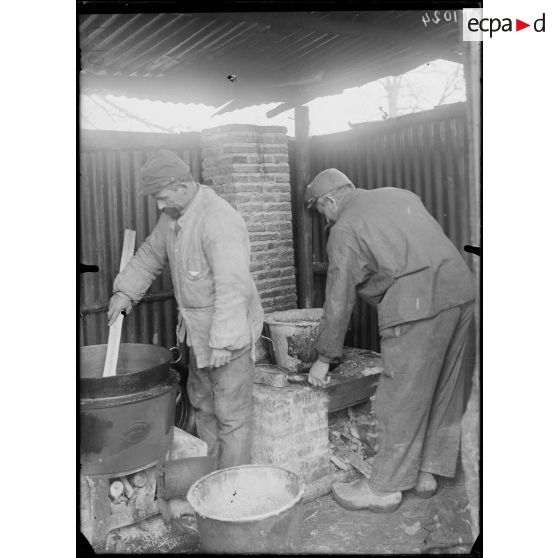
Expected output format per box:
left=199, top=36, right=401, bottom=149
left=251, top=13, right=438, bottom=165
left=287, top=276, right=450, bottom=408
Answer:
left=102, top=229, right=136, bottom=378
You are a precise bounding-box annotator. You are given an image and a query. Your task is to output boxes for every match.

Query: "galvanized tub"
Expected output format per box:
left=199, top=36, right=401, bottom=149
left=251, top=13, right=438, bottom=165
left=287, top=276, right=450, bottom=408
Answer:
left=187, top=465, right=305, bottom=554
left=80, top=343, right=177, bottom=476
left=265, top=308, right=324, bottom=373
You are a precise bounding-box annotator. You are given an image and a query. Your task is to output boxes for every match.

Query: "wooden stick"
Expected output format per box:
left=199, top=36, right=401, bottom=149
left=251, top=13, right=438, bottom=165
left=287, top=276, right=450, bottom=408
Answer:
left=330, top=453, right=352, bottom=471
left=102, top=229, right=136, bottom=378
left=120, top=476, right=135, bottom=499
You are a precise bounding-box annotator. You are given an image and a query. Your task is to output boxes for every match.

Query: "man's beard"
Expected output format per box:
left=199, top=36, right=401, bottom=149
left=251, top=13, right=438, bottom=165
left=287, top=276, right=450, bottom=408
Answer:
left=163, top=207, right=181, bottom=219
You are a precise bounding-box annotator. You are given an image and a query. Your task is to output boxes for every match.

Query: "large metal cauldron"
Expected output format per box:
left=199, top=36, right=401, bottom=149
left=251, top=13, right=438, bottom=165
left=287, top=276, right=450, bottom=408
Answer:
left=80, top=344, right=177, bottom=476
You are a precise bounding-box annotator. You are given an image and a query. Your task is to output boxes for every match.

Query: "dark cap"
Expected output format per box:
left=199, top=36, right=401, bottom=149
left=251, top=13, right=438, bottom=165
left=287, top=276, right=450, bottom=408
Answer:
left=305, top=168, right=353, bottom=208
left=140, top=149, right=193, bottom=196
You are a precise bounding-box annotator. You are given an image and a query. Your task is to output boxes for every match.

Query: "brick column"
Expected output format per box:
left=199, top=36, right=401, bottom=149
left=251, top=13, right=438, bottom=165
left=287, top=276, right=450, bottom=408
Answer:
left=201, top=124, right=297, bottom=312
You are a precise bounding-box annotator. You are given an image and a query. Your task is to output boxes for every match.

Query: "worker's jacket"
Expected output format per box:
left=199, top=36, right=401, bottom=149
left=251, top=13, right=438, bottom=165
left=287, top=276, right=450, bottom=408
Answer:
left=113, top=185, right=264, bottom=368
left=315, top=187, right=475, bottom=361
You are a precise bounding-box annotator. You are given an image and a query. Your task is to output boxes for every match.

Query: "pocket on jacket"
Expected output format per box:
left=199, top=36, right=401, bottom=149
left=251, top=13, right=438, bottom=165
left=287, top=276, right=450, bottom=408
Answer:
left=184, top=258, right=210, bottom=282
left=380, top=324, right=402, bottom=341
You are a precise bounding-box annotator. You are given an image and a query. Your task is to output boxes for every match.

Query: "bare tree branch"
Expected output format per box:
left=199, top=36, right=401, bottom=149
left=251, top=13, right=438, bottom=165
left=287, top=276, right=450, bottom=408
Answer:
left=378, top=62, right=465, bottom=118
left=436, top=64, right=464, bottom=106
left=401, top=77, right=425, bottom=111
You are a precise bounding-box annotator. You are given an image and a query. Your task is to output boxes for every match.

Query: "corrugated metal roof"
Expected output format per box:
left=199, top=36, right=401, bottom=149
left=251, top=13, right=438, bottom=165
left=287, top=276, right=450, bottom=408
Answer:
left=80, top=11, right=464, bottom=111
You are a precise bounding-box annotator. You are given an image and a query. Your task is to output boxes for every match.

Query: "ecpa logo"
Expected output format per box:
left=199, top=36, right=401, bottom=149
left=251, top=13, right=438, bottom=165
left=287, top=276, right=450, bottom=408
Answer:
left=463, top=9, right=546, bottom=40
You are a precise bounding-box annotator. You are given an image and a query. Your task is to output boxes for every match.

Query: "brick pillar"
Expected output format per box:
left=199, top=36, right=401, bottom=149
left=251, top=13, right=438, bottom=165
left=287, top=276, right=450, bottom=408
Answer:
left=201, top=124, right=297, bottom=312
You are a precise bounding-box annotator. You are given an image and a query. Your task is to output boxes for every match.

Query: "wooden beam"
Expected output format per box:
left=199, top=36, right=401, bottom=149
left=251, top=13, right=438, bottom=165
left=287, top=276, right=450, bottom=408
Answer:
left=266, top=102, right=296, bottom=119
left=294, top=105, right=314, bottom=309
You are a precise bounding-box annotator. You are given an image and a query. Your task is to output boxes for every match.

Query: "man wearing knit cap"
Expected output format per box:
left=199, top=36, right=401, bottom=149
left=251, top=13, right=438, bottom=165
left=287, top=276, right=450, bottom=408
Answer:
left=305, top=168, right=475, bottom=513
left=107, top=149, right=264, bottom=469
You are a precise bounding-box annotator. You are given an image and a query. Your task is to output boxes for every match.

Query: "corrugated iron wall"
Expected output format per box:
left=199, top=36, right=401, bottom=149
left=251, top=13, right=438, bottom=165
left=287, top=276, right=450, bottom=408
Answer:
left=79, top=130, right=202, bottom=348
left=81, top=103, right=470, bottom=355
left=290, top=102, right=470, bottom=352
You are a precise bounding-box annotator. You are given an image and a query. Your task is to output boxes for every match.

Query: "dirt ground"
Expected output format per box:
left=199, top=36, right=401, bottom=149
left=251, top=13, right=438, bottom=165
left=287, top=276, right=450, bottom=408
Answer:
left=103, top=463, right=475, bottom=555
left=298, top=470, right=474, bottom=555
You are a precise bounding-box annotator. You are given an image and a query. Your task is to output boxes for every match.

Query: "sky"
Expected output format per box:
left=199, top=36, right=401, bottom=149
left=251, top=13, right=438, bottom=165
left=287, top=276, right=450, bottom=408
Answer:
left=80, top=59, right=465, bottom=137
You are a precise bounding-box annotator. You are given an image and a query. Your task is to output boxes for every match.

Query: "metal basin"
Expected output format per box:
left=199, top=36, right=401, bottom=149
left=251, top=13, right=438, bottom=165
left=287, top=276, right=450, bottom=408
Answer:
left=80, top=344, right=177, bottom=476
left=187, top=465, right=305, bottom=554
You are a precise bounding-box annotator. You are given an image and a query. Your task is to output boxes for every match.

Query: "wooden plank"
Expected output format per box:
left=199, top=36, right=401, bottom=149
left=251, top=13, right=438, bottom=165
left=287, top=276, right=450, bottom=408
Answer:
left=294, top=105, right=315, bottom=308
left=102, top=229, right=136, bottom=378
left=327, top=380, right=377, bottom=413
left=326, top=347, right=382, bottom=412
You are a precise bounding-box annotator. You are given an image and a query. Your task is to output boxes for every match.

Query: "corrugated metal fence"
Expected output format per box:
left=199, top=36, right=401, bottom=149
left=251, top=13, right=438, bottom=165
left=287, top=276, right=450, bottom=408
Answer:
left=81, top=103, right=471, bottom=355
left=79, top=130, right=202, bottom=348
left=290, top=102, right=471, bottom=351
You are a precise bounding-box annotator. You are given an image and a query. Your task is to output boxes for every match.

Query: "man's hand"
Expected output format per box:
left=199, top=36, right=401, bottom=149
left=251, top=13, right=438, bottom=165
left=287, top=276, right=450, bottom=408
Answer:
left=308, top=359, right=330, bottom=387
left=107, top=293, right=133, bottom=326
left=209, top=348, right=232, bottom=369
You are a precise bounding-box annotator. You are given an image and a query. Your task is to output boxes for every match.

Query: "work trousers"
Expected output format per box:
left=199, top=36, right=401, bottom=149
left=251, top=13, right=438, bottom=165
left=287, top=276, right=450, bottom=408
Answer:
left=370, top=302, right=474, bottom=492
left=186, top=350, right=254, bottom=469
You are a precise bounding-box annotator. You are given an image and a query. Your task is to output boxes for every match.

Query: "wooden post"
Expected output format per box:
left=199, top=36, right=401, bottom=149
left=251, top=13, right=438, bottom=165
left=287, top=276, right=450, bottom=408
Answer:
left=294, top=105, right=314, bottom=309
left=463, top=39, right=481, bottom=364
left=461, top=39, right=481, bottom=543
left=463, top=40, right=481, bottom=274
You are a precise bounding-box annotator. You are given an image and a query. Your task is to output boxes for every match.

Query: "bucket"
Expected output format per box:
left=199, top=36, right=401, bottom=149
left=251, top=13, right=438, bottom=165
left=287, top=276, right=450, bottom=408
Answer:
left=265, top=308, right=323, bottom=373
left=187, top=465, right=305, bottom=554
